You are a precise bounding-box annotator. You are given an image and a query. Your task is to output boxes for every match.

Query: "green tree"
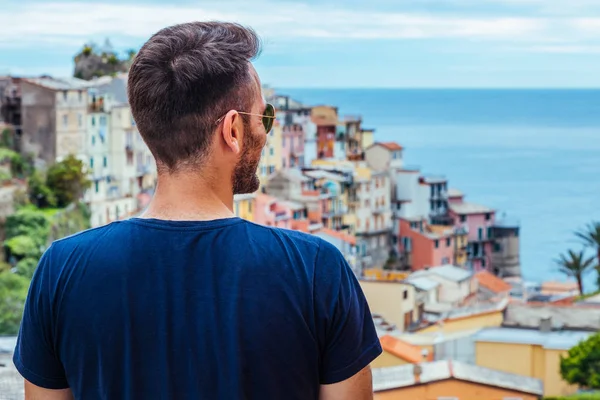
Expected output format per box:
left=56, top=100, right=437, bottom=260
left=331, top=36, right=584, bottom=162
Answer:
left=4, top=235, right=40, bottom=259
left=15, top=257, right=39, bottom=280
left=5, top=208, right=51, bottom=249
left=46, top=155, right=91, bottom=207
left=28, top=170, right=57, bottom=208
left=0, top=272, right=29, bottom=334
left=576, top=222, right=600, bottom=275
left=560, top=332, right=600, bottom=390
left=556, top=249, right=597, bottom=295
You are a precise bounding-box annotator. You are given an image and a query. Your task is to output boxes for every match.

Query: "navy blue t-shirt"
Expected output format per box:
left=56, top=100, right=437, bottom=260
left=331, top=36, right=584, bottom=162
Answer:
left=13, top=217, right=381, bottom=399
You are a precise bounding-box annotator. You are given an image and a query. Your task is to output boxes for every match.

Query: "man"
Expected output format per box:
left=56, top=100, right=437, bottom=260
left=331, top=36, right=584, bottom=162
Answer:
left=14, top=22, right=382, bottom=399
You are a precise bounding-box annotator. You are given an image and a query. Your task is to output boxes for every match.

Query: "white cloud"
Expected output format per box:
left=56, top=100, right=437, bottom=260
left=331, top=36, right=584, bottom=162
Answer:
left=0, top=1, right=555, bottom=49
left=527, top=45, right=600, bottom=54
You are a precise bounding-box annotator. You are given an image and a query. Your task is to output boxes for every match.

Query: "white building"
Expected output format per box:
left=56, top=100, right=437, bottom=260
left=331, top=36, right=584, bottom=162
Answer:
left=83, top=76, right=156, bottom=227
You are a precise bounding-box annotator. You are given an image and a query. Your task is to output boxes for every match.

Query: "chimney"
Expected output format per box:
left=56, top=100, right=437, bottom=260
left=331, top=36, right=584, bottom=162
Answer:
left=413, top=364, right=423, bottom=384
left=540, top=316, right=552, bottom=333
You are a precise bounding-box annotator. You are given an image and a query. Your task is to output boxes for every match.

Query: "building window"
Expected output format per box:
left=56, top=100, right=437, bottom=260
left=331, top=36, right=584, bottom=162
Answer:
left=269, top=147, right=274, bottom=156
left=460, top=215, right=466, bottom=223
left=434, top=240, right=439, bottom=249
left=116, top=205, right=120, bottom=218
left=92, top=116, right=96, bottom=126
left=78, top=90, right=83, bottom=102
left=94, top=181, right=99, bottom=193
left=442, top=257, right=450, bottom=264
left=62, top=91, right=67, bottom=101
left=62, top=115, right=68, bottom=128
left=482, top=258, right=486, bottom=268
left=103, top=156, right=107, bottom=167
left=403, top=290, right=408, bottom=300
left=99, top=116, right=106, bottom=126
left=485, top=213, right=491, bottom=221
left=90, top=157, right=94, bottom=168
left=92, top=136, right=95, bottom=146
left=478, top=228, right=483, bottom=240
left=446, top=238, right=451, bottom=247
left=248, top=201, right=253, bottom=213
left=78, top=113, right=83, bottom=127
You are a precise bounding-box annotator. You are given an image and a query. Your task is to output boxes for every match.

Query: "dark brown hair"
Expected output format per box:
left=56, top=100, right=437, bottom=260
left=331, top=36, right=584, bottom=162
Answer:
left=127, top=21, right=262, bottom=172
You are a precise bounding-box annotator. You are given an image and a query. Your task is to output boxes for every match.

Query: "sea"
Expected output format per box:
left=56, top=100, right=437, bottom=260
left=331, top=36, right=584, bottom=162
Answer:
left=279, top=89, right=600, bottom=285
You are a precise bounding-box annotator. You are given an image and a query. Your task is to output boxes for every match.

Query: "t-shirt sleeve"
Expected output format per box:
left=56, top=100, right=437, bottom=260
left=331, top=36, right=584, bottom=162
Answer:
left=13, top=246, right=69, bottom=389
left=314, top=241, right=382, bottom=384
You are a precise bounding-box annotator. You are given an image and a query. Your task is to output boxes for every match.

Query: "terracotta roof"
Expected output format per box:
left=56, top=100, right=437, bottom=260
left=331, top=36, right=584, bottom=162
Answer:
left=379, top=335, right=428, bottom=364
left=376, top=142, right=403, bottom=151
left=475, top=271, right=512, bottom=294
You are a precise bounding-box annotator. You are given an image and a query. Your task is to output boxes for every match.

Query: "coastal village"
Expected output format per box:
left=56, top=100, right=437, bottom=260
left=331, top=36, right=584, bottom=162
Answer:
left=0, top=72, right=599, bottom=400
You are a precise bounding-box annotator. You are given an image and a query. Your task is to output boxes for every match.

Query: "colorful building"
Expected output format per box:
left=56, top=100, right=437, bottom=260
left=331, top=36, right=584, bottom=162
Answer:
left=233, top=193, right=255, bottom=222
left=359, top=280, right=420, bottom=332
left=449, top=200, right=496, bottom=271
left=474, top=327, right=593, bottom=397
left=397, top=218, right=461, bottom=270
left=281, top=124, right=304, bottom=168
left=311, top=105, right=338, bottom=159
left=353, top=165, right=392, bottom=269
left=365, top=142, right=404, bottom=171
left=372, top=360, right=543, bottom=400
left=258, top=121, right=283, bottom=190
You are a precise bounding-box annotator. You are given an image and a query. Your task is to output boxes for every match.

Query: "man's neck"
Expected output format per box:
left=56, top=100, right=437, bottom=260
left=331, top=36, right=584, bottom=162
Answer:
left=140, top=174, right=235, bottom=221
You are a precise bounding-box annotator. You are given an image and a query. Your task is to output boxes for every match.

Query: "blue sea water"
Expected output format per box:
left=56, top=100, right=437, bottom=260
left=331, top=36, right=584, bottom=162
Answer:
left=279, top=89, right=600, bottom=284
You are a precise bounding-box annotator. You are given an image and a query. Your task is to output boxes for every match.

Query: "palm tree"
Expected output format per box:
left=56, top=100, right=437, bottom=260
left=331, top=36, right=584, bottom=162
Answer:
left=556, top=249, right=597, bottom=295
left=575, top=221, right=600, bottom=267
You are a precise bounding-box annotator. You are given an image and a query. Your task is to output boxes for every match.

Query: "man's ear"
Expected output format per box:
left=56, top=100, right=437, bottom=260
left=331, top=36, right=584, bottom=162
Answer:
left=220, top=110, right=241, bottom=155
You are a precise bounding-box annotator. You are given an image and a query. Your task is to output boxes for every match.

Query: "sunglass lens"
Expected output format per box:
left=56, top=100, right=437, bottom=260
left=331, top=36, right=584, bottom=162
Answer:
left=263, top=104, right=275, bottom=133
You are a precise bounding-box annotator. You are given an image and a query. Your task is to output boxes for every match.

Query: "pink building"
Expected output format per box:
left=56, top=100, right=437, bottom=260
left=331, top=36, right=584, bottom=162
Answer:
left=282, top=124, right=305, bottom=168
left=254, top=194, right=292, bottom=229
left=449, top=199, right=496, bottom=272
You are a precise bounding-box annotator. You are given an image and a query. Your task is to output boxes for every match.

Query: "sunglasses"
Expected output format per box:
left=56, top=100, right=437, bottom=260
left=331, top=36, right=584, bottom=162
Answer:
left=215, top=103, right=276, bottom=134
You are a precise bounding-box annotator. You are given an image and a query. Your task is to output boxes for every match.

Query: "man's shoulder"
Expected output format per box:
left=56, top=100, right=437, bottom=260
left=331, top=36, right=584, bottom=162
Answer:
left=241, top=221, right=343, bottom=261
left=47, top=220, right=125, bottom=256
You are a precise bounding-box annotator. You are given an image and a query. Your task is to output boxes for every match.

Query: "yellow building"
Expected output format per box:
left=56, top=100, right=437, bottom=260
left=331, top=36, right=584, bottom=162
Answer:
left=360, top=129, right=375, bottom=150
left=360, top=280, right=419, bottom=332
left=233, top=193, right=256, bottom=222
left=258, top=122, right=283, bottom=190
left=474, top=327, right=593, bottom=397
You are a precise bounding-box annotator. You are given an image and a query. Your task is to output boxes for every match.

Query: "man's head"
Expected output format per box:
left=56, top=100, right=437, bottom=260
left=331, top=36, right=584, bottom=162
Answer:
left=128, top=21, right=268, bottom=194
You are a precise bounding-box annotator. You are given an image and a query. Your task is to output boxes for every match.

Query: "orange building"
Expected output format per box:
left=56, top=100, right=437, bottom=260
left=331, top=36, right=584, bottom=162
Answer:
left=372, top=360, right=543, bottom=400
left=311, top=105, right=338, bottom=159
left=398, top=218, right=457, bottom=270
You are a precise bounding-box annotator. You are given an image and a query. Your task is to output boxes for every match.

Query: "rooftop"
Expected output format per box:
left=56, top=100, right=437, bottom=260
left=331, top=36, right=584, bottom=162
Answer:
left=405, top=276, right=440, bottom=292
left=411, top=264, right=472, bottom=283
left=421, top=175, right=447, bottom=185
left=503, top=303, right=600, bottom=331
left=475, top=271, right=512, bottom=294
left=447, top=188, right=463, bottom=198
left=24, top=76, right=91, bottom=91
left=372, top=360, right=543, bottom=396
left=449, top=202, right=495, bottom=215
left=474, top=327, right=592, bottom=350
left=379, top=335, right=429, bottom=364
left=315, top=228, right=357, bottom=246
left=277, top=168, right=312, bottom=183
left=371, top=142, right=403, bottom=152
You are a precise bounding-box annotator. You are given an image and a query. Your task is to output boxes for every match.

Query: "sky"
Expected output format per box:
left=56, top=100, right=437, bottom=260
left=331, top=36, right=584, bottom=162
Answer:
left=1, top=0, right=600, bottom=88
